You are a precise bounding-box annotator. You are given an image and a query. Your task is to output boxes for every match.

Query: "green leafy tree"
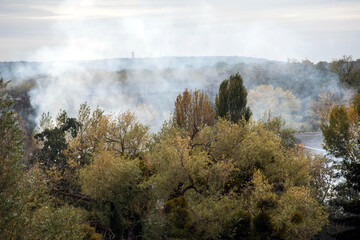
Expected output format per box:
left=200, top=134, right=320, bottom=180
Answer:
left=261, top=112, right=297, bottom=149
left=145, top=115, right=327, bottom=239
left=34, top=105, right=151, bottom=239
left=80, top=150, right=149, bottom=239
left=0, top=78, right=91, bottom=240
left=75, top=108, right=151, bottom=239
left=321, top=105, right=350, bottom=158
left=215, top=73, right=252, bottom=123
left=330, top=55, right=360, bottom=91
left=321, top=93, right=360, bottom=239
left=0, top=77, right=26, bottom=238
left=34, top=110, right=81, bottom=172
left=106, top=111, right=149, bottom=159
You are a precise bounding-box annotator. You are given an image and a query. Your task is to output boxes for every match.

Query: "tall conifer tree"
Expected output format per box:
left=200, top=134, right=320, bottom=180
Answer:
left=215, top=73, right=252, bottom=123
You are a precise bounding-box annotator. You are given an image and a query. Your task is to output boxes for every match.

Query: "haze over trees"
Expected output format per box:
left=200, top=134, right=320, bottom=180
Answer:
left=1, top=55, right=356, bottom=133
left=0, top=78, right=98, bottom=240
left=248, top=85, right=301, bottom=128
left=329, top=56, right=360, bottom=91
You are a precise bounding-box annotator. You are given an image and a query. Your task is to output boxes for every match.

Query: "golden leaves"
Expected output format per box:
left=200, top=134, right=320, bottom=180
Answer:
left=173, top=89, right=215, bottom=138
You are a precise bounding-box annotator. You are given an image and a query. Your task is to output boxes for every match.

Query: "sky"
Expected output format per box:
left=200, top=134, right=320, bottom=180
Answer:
left=0, top=0, right=359, bottom=62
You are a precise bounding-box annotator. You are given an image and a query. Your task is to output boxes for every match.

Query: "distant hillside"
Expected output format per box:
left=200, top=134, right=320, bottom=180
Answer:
left=0, top=56, right=270, bottom=80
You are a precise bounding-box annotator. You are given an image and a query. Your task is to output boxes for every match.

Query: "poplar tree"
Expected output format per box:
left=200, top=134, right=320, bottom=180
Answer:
left=173, top=89, right=215, bottom=139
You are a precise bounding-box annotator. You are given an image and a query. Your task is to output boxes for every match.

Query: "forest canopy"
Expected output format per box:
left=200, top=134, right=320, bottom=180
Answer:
left=1, top=55, right=360, bottom=239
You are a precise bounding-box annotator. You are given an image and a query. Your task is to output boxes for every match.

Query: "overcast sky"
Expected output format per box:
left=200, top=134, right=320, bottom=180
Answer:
left=0, top=0, right=359, bottom=62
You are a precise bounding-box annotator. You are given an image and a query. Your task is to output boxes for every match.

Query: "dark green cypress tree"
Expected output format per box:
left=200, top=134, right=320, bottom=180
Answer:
left=215, top=73, right=252, bottom=123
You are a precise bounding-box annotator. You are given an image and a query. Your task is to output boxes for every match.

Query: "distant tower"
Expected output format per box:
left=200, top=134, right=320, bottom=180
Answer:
left=131, top=51, right=135, bottom=59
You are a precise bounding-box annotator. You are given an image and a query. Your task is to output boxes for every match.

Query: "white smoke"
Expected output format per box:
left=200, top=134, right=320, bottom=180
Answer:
left=5, top=0, right=354, bottom=132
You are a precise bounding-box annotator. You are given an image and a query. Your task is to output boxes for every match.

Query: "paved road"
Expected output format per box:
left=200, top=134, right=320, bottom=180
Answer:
left=295, top=132, right=326, bottom=154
